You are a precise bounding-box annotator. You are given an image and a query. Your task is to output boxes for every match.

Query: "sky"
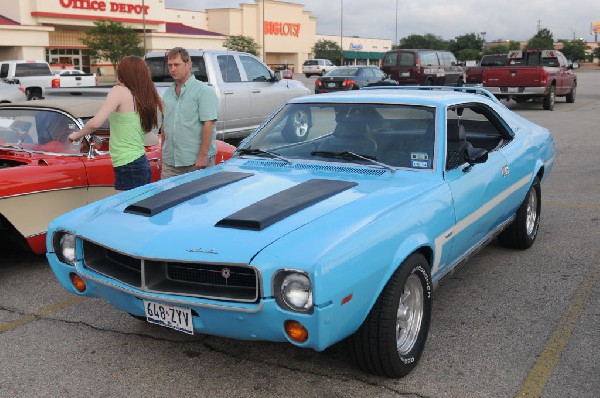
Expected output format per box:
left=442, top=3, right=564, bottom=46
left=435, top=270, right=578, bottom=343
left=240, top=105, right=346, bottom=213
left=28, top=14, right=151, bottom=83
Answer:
left=164, top=0, right=600, bottom=44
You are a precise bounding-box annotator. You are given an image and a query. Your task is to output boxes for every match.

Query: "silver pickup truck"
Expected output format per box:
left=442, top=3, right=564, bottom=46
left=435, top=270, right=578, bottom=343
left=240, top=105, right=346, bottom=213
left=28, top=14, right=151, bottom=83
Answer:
left=145, top=50, right=311, bottom=140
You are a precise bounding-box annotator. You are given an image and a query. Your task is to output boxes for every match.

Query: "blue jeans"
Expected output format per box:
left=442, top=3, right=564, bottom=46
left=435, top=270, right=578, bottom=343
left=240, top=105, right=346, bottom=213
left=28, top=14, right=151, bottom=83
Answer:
left=114, top=154, right=151, bottom=191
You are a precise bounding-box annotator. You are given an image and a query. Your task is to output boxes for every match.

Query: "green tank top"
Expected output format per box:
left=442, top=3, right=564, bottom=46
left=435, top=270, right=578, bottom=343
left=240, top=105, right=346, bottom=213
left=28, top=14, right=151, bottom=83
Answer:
left=108, top=112, right=146, bottom=167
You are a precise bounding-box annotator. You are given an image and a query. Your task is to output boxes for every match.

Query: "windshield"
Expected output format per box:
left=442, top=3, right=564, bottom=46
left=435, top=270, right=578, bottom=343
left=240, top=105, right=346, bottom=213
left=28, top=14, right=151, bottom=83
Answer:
left=0, top=108, right=83, bottom=154
left=239, top=102, right=436, bottom=170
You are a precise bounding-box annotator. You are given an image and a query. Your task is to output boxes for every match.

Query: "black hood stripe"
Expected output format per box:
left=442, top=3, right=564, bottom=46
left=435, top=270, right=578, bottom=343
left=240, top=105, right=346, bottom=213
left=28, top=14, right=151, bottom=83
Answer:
left=124, top=171, right=254, bottom=217
left=215, top=179, right=357, bottom=231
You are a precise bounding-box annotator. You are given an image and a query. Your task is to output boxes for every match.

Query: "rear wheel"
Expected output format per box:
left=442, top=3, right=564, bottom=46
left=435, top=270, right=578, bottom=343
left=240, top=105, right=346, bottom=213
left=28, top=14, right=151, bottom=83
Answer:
left=304, top=73, right=311, bottom=78
left=26, top=89, right=42, bottom=101
left=542, top=85, right=555, bottom=110
left=566, top=83, right=576, bottom=103
left=348, top=252, right=432, bottom=378
left=498, top=177, right=541, bottom=249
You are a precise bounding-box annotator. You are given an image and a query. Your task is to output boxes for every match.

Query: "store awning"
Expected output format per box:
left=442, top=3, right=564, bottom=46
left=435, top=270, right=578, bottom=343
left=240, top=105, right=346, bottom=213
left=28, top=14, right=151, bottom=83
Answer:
left=343, top=51, right=385, bottom=60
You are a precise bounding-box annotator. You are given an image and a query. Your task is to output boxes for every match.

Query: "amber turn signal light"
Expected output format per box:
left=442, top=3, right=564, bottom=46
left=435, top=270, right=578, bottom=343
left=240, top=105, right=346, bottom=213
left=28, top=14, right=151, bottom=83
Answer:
left=284, top=320, right=309, bottom=343
left=70, top=273, right=86, bottom=293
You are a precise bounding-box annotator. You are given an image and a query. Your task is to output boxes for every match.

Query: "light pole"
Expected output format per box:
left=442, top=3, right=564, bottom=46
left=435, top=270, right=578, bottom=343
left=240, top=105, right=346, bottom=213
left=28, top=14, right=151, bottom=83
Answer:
left=480, top=31, right=486, bottom=50
left=142, top=0, right=146, bottom=54
left=395, top=0, right=398, bottom=48
left=340, top=0, right=343, bottom=66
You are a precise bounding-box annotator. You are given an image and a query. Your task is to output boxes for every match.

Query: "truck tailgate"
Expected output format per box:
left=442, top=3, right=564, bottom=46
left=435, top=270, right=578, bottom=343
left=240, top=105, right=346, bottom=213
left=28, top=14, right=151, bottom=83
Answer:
left=483, top=67, right=544, bottom=87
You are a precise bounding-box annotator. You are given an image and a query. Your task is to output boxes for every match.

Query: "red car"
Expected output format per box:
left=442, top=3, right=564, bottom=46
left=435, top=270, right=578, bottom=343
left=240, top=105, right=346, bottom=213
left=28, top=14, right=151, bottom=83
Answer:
left=0, top=97, right=235, bottom=254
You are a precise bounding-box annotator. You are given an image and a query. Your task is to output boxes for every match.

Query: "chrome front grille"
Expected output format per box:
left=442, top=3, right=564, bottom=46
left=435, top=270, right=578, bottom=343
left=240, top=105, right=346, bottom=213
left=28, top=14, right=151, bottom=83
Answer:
left=82, top=240, right=259, bottom=302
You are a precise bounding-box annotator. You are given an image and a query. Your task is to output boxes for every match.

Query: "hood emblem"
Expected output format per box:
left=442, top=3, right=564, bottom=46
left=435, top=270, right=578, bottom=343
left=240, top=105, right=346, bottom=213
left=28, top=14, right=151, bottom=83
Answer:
left=186, top=248, right=218, bottom=254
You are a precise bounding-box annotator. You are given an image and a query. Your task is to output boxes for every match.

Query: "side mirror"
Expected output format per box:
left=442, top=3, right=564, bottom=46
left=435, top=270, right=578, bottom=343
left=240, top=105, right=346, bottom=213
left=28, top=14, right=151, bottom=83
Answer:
left=273, top=70, right=282, bottom=82
left=570, top=62, right=580, bottom=69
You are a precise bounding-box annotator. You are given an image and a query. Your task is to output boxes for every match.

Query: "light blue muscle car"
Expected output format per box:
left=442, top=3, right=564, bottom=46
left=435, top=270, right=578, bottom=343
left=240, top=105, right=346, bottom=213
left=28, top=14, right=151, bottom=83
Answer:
left=46, top=87, right=554, bottom=378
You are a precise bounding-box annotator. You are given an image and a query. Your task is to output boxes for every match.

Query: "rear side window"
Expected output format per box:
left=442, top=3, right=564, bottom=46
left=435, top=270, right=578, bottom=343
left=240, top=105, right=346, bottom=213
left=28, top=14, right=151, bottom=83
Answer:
left=146, top=56, right=208, bottom=82
left=382, top=53, right=398, bottom=67
left=419, top=52, right=439, bottom=66
left=0, top=64, right=8, bottom=78
left=14, top=63, right=52, bottom=77
left=217, top=55, right=242, bottom=82
left=398, top=52, right=416, bottom=66
left=304, top=60, right=318, bottom=66
left=440, top=52, right=458, bottom=66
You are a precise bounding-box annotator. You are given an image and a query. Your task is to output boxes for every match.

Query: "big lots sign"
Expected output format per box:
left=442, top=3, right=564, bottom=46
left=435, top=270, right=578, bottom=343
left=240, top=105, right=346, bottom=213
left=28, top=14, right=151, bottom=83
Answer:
left=264, top=21, right=301, bottom=37
left=59, top=0, right=149, bottom=15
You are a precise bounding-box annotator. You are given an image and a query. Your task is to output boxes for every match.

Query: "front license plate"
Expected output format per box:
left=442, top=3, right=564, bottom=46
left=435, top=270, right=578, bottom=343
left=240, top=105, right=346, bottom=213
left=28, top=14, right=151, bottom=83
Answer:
left=508, top=87, right=519, bottom=93
left=327, top=82, right=336, bottom=88
left=143, top=300, right=194, bottom=335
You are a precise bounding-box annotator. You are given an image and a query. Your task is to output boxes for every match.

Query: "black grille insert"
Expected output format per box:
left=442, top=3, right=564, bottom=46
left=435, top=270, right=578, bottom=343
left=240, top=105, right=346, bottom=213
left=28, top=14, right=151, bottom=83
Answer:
left=82, top=240, right=258, bottom=302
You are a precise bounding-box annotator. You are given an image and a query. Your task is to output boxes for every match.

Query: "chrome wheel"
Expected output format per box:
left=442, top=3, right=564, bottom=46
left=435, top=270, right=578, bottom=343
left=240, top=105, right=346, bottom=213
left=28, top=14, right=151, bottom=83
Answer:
left=525, top=186, right=538, bottom=236
left=396, top=273, right=424, bottom=355
left=290, top=110, right=309, bottom=138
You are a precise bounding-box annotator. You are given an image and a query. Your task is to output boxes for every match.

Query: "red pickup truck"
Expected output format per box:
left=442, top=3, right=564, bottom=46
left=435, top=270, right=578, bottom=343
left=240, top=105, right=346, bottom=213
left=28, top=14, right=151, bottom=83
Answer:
left=465, top=54, right=507, bottom=86
left=482, top=50, right=578, bottom=110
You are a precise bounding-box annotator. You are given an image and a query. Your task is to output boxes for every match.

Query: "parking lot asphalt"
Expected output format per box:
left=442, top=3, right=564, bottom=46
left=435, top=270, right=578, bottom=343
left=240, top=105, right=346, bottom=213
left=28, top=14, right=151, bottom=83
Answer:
left=1, top=70, right=599, bottom=398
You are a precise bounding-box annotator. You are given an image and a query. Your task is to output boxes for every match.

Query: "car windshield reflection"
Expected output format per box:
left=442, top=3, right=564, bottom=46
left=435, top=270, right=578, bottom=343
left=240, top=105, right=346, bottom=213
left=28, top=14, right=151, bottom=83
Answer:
left=240, top=102, right=436, bottom=170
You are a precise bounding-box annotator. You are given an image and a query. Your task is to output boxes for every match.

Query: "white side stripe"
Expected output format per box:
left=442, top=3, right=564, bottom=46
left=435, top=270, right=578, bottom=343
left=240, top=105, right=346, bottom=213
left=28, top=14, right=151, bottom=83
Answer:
left=432, top=175, right=531, bottom=275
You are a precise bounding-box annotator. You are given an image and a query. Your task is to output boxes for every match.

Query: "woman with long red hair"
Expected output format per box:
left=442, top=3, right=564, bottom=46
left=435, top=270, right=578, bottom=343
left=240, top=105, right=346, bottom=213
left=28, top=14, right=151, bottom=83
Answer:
left=68, top=55, right=163, bottom=190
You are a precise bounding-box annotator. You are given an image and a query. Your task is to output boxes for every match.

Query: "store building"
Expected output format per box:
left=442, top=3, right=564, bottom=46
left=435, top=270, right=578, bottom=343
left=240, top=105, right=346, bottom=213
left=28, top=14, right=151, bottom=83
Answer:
left=0, top=0, right=391, bottom=75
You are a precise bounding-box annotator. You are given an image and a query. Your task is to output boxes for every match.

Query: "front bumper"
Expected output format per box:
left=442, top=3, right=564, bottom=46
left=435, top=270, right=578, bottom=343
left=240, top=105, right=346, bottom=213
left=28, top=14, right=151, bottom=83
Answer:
left=47, top=253, right=338, bottom=351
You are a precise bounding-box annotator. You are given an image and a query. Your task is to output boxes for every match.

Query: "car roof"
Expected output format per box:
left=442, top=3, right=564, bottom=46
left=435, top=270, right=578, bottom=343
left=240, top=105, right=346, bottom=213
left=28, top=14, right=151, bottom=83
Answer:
left=0, top=96, right=102, bottom=118
left=288, top=87, right=496, bottom=107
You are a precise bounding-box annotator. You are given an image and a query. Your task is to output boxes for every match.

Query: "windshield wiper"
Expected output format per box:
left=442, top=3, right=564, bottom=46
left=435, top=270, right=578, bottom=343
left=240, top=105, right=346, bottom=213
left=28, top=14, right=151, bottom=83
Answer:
left=236, top=148, right=291, bottom=165
left=311, top=150, right=396, bottom=172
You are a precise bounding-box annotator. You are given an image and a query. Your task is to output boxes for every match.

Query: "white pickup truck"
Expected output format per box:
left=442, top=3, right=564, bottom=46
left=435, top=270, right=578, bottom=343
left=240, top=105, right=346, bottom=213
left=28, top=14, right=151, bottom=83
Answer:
left=0, top=60, right=55, bottom=100
left=145, top=50, right=311, bottom=140
left=53, top=69, right=98, bottom=88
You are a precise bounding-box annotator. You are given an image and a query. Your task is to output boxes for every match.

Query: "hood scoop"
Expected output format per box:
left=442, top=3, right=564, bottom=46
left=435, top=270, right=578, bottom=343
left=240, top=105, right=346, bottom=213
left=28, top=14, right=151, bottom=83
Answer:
left=124, top=171, right=253, bottom=217
left=215, top=178, right=357, bottom=231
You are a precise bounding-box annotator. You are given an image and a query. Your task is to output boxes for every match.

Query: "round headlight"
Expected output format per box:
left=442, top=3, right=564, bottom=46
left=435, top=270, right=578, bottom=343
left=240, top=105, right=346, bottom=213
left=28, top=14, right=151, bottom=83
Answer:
left=54, top=232, right=76, bottom=265
left=281, top=273, right=313, bottom=312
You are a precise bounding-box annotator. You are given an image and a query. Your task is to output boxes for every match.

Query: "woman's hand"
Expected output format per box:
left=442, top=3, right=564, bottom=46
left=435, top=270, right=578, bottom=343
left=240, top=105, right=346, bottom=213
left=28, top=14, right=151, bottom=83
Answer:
left=68, top=131, right=82, bottom=142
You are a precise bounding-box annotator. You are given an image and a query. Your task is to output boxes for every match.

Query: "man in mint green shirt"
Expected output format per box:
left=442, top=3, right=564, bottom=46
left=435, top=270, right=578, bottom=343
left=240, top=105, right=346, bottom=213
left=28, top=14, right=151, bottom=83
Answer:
left=161, top=47, right=218, bottom=179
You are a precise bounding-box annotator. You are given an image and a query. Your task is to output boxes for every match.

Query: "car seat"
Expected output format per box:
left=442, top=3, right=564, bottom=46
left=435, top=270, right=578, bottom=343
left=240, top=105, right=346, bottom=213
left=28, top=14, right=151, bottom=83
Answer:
left=318, top=118, right=377, bottom=158
left=446, top=122, right=472, bottom=170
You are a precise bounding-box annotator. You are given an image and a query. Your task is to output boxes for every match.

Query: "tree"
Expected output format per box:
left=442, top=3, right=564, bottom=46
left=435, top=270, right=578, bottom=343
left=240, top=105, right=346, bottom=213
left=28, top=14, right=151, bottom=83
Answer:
left=559, top=39, right=589, bottom=62
left=458, top=48, right=481, bottom=62
left=82, top=21, right=143, bottom=70
left=526, top=28, right=554, bottom=50
left=397, top=34, right=447, bottom=50
left=224, top=35, right=261, bottom=56
left=312, top=40, right=343, bottom=65
left=485, top=41, right=520, bottom=55
left=448, top=33, right=485, bottom=58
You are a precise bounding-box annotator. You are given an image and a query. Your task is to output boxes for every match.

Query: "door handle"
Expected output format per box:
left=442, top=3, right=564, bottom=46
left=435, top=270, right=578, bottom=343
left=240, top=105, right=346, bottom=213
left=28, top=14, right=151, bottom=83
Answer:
left=224, top=90, right=234, bottom=95
left=251, top=89, right=261, bottom=93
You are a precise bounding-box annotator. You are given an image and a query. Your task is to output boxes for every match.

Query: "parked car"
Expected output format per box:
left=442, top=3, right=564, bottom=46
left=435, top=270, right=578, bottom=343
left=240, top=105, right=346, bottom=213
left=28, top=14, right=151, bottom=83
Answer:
left=302, top=59, right=336, bottom=77
left=0, top=96, right=236, bottom=254
left=0, top=80, right=27, bottom=103
left=381, top=49, right=465, bottom=86
left=145, top=50, right=310, bottom=139
left=0, top=60, right=55, bottom=100
left=465, top=54, right=507, bottom=86
left=482, top=50, right=578, bottom=110
left=52, top=69, right=98, bottom=87
left=314, top=65, right=398, bottom=94
left=46, top=86, right=554, bottom=378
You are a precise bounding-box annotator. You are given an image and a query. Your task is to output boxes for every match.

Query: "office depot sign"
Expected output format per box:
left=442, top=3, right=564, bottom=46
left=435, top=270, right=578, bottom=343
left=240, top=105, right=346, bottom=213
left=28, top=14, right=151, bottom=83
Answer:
left=264, top=21, right=301, bottom=37
left=59, top=0, right=149, bottom=15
